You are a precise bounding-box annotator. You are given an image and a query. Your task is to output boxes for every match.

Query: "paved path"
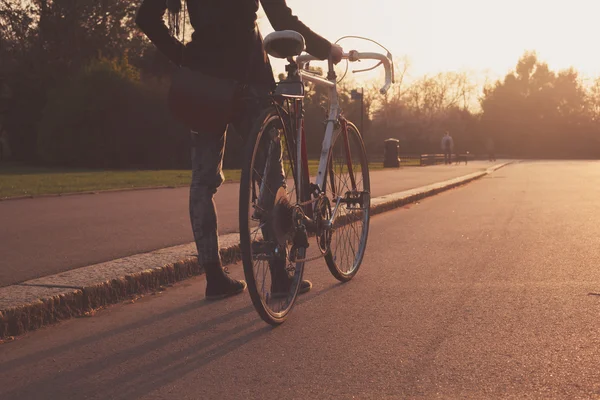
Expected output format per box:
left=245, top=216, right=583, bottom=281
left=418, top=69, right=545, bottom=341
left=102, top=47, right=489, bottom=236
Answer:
left=2, top=161, right=600, bottom=398
left=0, top=161, right=503, bottom=287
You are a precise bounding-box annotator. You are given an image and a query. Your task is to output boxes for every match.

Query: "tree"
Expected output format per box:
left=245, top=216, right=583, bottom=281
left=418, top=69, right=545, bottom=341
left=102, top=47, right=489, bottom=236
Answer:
left=0, top=0, right=157, bottom=162
left=368, top=63, right=480, bottom=156
left=480, top=51, right=596, bottom=158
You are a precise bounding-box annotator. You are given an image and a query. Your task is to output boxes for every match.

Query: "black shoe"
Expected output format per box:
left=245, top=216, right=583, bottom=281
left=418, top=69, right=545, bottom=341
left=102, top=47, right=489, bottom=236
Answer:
left=205, top=267, right=247, bottom=301
left=272, top=278, right=312, bottom=298
left=298, top=279, right=312, bottom=295
left=269, top=256, right=312, bottom=297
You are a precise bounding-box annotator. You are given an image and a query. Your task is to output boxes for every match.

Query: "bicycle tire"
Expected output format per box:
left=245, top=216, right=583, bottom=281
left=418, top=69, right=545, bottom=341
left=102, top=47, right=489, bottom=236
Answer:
left=239, top=106, right=305, bottom=325
left=324, top=121, right=370, bottom=282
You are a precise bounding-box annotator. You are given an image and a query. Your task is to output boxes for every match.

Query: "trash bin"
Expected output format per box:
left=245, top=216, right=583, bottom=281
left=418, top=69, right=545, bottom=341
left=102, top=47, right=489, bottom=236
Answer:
left=383, top=138, right=400, bottom=168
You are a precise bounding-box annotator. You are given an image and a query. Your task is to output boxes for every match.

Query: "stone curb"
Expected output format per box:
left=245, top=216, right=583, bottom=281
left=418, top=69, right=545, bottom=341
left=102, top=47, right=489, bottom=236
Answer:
left=0, top=162, right=513, bottom=339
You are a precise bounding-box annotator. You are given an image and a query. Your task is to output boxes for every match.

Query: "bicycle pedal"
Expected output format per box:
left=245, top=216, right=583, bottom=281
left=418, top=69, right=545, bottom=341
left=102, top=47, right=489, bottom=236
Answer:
left=343, top=190, right=370, bottom=208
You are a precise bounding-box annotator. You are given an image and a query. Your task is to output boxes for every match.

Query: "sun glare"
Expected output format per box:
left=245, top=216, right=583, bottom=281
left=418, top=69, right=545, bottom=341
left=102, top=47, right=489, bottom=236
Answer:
left=260, top=0, right=600, bottom=84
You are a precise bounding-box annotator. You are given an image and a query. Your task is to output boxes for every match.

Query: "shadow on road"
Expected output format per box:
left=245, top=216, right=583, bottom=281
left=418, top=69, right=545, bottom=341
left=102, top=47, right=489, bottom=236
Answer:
left=0, top=297, right=221, bottom=374
left=1, top=280, right=347, bottom=399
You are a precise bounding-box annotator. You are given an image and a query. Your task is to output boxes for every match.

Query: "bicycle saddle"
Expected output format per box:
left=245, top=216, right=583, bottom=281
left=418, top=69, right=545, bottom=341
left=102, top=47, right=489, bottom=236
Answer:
left=263, top=31, right=306, bottom=59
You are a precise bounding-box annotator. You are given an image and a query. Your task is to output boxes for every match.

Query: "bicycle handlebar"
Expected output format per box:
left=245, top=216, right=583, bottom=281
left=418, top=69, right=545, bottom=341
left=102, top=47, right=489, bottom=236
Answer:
left=296, top=51, right=394, bottom=94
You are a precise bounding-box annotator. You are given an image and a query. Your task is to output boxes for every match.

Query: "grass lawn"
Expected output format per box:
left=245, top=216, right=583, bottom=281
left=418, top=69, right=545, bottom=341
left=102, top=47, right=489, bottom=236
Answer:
left=0, top=161, right=385, bottom=199
left=0, top=165, right=195, bottom=199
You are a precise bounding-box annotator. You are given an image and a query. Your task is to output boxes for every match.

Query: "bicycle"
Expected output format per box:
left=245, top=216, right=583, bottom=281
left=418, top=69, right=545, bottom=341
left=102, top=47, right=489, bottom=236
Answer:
left=239, top=30, right=394, bottom=325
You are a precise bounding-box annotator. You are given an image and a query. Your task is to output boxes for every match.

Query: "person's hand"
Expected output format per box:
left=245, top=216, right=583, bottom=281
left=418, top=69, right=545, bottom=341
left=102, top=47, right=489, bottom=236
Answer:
left=330, top=44, right=344, bottom=64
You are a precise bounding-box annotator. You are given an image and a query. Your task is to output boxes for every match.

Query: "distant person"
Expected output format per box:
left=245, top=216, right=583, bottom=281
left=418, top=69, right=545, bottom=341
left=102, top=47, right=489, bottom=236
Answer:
left=441, top=132, right=454, bottom=165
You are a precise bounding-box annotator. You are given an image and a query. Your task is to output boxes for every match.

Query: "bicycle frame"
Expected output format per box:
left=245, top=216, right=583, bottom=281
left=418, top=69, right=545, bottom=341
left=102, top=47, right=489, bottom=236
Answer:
left=242, top=44, right=394, bottom=325
left=290, top=52, right=394, bottom=207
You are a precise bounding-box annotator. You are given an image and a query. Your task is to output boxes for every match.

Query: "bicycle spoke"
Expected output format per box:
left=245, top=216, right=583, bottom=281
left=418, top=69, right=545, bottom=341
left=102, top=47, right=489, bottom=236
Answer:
left=250, top=222, right=267, bottom=238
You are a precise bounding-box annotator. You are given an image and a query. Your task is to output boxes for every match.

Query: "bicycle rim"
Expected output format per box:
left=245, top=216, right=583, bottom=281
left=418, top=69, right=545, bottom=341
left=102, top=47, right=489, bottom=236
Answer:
left=239, top=108, right=305, bottom=325
left=325, top=121, right=370, bottom=281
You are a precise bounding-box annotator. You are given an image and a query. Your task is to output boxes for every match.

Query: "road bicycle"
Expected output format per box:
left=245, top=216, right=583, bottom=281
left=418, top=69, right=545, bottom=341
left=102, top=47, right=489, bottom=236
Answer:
left=239, top=30, right=394, bottom=325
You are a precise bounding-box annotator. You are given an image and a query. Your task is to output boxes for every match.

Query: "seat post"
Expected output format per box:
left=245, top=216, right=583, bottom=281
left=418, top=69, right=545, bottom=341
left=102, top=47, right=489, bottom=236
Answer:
left=285, top=58, right=300, bottom=82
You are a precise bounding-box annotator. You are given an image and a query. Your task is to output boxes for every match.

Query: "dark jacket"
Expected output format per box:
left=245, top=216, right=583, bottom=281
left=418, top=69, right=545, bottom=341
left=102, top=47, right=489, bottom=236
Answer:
left=136, top=0, right=332, bottom=85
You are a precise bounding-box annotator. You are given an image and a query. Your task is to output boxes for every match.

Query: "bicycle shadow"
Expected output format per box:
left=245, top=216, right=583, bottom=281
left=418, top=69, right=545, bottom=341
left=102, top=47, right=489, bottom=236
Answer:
left=1, top=280, right=346, bottom=399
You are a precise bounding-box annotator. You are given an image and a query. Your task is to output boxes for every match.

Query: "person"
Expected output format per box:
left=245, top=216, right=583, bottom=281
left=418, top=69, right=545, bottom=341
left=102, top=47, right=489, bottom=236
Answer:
left=441, top=131, right=454, bottom=165
left=136, top=0, right=343, bottom=300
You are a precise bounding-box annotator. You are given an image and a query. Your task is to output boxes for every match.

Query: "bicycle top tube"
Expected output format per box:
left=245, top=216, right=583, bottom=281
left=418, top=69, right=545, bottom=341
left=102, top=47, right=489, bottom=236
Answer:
left=296, top=52, right=394, bottom=94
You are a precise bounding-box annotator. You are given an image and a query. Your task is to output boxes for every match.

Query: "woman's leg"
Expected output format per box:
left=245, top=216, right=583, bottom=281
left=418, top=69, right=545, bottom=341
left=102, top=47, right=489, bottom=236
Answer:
left=189, top=128, right=246, bottom=299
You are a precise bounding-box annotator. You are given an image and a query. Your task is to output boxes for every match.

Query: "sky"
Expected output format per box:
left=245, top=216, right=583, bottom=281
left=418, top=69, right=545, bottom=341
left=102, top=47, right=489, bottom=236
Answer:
left=258, top=0, right=600, bottom=85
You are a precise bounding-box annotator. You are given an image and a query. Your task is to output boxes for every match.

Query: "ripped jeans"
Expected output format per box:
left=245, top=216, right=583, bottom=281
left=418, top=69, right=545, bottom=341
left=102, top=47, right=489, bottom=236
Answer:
left=189, top=84, right=284, bottom=265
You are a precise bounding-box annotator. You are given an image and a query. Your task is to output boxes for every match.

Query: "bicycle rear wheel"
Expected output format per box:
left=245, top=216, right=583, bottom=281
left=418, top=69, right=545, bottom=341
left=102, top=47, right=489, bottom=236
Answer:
left=324, top=121, right=370, bottom=282
left=239, top=106, right=305, bottom=325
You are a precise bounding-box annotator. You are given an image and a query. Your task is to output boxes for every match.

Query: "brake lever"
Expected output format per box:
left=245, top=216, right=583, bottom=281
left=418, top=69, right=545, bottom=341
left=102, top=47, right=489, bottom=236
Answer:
left=387, top=51, right=396, bottom=84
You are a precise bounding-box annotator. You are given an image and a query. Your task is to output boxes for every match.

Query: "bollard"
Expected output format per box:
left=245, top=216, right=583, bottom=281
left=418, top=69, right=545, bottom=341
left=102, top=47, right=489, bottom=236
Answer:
left=383, top=138, right=400, bottom=168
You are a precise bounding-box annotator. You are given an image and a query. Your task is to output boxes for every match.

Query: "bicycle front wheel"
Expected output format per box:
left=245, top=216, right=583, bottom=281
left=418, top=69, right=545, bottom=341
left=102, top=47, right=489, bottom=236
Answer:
left=239, top=106, right=305, bottom=325
left=325, top=121, right=370, bottom=282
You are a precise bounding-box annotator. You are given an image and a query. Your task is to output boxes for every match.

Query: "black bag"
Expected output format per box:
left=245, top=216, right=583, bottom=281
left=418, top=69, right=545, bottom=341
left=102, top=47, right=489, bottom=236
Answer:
left=168, top=66, right=241, bottom=130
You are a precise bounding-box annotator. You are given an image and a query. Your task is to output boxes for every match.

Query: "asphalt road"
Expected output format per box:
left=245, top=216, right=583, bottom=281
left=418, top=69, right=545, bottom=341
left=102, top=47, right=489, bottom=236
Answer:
left=2, top=160, right=600, bottom=399
left=0, top=162, right=497, bottom=287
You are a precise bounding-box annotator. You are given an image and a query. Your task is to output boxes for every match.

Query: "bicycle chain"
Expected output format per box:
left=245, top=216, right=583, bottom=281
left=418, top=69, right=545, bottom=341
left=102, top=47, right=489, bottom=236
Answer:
left=296, top=197, right=318, bottom=207
left=291, top=252, right=326, bottom=263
